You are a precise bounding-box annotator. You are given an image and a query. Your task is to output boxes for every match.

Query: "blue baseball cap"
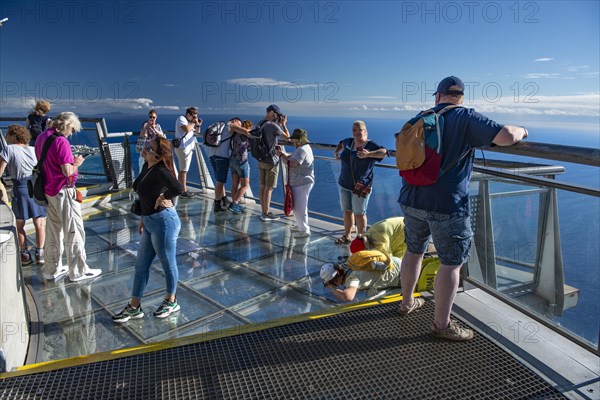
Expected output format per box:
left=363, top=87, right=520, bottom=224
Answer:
left=433, top=76, right=465, bottom=95
left=267, top=104, right=282, bottom=115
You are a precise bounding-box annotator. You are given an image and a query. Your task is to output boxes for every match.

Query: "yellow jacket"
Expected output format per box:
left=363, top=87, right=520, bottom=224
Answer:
left=366, top=217, right=406, bottom=258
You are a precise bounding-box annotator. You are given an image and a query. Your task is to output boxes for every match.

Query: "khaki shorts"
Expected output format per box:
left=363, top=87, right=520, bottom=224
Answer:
left=174, top=146, right=193, bottom=172
left=258, top=161, right=279, bottom=188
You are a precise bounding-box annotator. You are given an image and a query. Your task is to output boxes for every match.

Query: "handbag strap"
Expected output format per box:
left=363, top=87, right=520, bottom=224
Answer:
left=35, top=132, right=60, bottom=169
left=349, top=139, right=371, bottom=186
left=138, top=164, right=156, bottom=186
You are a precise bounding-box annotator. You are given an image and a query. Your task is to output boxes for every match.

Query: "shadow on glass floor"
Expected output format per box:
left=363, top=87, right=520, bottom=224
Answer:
left=22, top=196, right=365, bottom=362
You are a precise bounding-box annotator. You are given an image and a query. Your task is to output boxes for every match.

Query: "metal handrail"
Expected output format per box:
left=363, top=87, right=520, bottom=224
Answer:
left=3, top=118, right=598, bottom=167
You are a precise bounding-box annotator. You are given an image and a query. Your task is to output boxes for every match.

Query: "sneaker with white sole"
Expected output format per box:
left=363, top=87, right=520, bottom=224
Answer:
left=260, top=212, right=280, bottom=222
left=293, top=231, right=311, bottom=239
left=431, top=320, right=474, bottom=341
left=153, top=298, right=180, bottom=318
left=398, top=297, right=425, bottom=316
left=43, top=266, right=68, bottom=280
left=112, top=303, right=144, bottom=323
left=70, top=268, right=102, bottom=282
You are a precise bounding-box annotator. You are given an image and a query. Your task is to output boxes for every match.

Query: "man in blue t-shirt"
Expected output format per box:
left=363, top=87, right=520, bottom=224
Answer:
left=397, top=76, right=529, bottom=341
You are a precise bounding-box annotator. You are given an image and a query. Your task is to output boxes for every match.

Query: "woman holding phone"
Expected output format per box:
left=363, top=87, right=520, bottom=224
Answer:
left=136, top=109, right=165, bottom=173
left=333, top=120, right=387, bottom=244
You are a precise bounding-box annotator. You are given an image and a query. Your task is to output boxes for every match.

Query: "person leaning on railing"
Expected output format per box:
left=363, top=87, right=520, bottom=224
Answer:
left=113, top=136, right=184, bottom=323
left=0, top=125, right=47, bottom=265
left=397, top=76, right=528, bottom=342
left=34, top=112, right=102, bottom=282
left=333, top=120, right=387, bottom=244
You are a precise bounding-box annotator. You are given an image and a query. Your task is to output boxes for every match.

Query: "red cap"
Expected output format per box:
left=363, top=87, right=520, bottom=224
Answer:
left=350, top=237, right=366, bottom=253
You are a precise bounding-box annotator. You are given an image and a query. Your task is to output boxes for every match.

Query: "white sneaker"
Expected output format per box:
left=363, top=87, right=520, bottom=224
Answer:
left=70, top=268, right=102, bottom=282
left=293, top=231, right=311, bottom=239
left=43, top=266, right=68, bottom=280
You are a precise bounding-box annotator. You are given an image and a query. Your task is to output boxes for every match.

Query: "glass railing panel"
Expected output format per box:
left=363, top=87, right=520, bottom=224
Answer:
left=488, top=180, right=542, bottom=291
left=554, top=186, right=599, bottom=347
left=467, top=171, right=599, bottom=348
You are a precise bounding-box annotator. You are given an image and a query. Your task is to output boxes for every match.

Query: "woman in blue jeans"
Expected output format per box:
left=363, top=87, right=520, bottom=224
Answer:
left=113, top=136, right=184, bottom=323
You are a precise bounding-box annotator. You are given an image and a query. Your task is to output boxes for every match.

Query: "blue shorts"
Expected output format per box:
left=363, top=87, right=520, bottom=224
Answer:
left=401, top=205, right=473, bottom=266
left=230, top=158, right=250, bottom=179
left=339, top=185, right=370, bottom=215
left=210, top=155, right=229, bottom=184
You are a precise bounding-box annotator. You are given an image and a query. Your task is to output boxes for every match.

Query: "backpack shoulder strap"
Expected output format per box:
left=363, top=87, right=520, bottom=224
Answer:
left=36, top=132, right=60, bottom=168
left=437, top=105, right=463, bottom=115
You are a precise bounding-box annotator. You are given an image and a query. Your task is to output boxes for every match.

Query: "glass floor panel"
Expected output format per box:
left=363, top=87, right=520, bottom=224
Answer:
left=22, top=194, right=356, bottom=363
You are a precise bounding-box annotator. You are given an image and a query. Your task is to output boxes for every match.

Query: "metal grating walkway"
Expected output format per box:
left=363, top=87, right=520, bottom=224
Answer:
left=0, top=301, right=565, bottom=400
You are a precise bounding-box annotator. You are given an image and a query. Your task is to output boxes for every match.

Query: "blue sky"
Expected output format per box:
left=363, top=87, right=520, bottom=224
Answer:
left=0, top=0, right=598, bottom=130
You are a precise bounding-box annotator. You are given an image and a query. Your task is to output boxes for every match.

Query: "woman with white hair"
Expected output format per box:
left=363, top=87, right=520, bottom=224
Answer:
left=34, top=112, right=101, bottom=282
left=276, top=128, right=315, bottom=238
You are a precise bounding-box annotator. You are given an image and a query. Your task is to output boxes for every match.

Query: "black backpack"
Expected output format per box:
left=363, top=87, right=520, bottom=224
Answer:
left=248, top=120, right=271, bottom=162
left=28, top=114, right=49, bottom=141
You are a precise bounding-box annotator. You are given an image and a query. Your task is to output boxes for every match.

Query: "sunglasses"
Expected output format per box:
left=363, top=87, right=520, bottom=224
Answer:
left=149, top=116, right=157, bottom=119
left=143, top=141, right=157, bottom=154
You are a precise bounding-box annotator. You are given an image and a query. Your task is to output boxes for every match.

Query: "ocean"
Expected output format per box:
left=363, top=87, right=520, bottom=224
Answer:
left=71, top=113, right=599, bottom=346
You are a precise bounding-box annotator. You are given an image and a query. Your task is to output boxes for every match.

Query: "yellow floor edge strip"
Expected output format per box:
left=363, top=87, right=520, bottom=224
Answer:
left=1, top=293, right=418, bottom=379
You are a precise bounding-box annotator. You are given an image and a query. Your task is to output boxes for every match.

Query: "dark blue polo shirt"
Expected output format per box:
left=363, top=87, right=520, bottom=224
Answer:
left=398, top=104, right=503, bottom=215
left=338, top=138, right=385, bottom=190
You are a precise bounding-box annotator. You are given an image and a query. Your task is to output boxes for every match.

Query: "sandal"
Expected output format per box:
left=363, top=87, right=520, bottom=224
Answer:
left=335, top=235, right=351, bottom=245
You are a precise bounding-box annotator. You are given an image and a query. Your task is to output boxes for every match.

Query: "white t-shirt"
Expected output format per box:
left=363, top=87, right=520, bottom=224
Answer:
left=289, top=144, right=314, bottom=187
left=207, top=122, right=232, bottom=159
left=345, top=256, right=402, bottom=295
left=175, top=116, right=196, bottom=149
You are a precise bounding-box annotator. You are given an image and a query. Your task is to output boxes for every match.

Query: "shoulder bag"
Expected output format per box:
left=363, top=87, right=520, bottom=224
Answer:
left=28, top=132, right=59, bottom=206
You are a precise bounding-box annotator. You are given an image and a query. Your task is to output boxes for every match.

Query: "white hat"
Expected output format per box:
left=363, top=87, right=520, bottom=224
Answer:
left=320, top=263, right=338, bottom=284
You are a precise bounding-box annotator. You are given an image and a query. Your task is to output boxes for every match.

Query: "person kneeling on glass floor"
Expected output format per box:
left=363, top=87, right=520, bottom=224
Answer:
left=321, top=250, right=403, bottom=302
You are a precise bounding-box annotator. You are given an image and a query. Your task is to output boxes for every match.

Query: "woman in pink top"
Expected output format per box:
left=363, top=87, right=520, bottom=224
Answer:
left=136, top=109, right=165, bottom=172
left=34, top=112, right=102, bottom=282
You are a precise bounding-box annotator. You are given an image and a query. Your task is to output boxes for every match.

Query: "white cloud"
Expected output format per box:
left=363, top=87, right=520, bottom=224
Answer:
left=526, top=73, right=561, bottom=79
left=365, top=96, right=397, bottom=99
left=153, top=105, right=180, bottom=110
left=534, top=57, right=554, bottom=62
left=0, top=97, right=179, bottom=115
left=225, top=77, right=318, bottom=89
left=566, top=65, right=590, bottom=72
